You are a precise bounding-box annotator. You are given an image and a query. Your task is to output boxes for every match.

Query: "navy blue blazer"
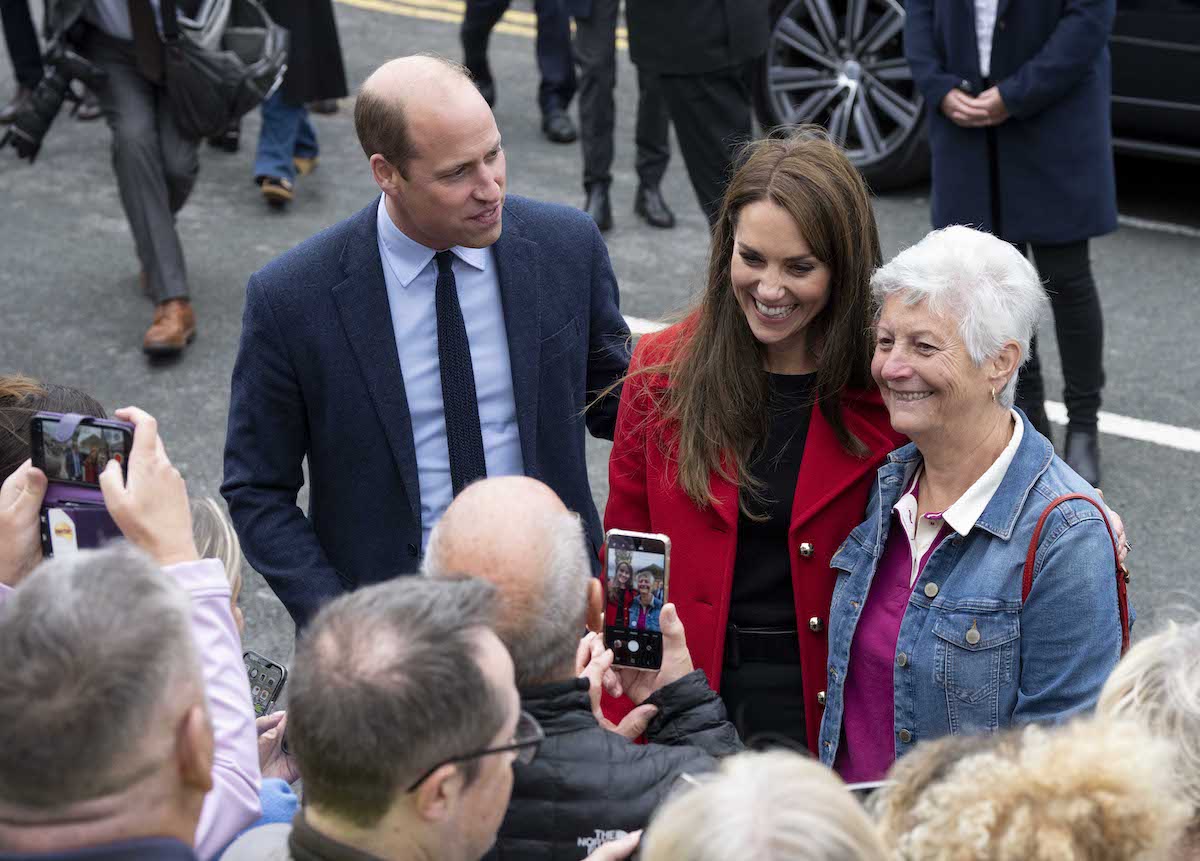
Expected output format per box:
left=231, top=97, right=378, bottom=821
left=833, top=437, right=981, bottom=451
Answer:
left=904, top=0, right=1118, bottom=244
left=222, top=195, right=631, bottom=627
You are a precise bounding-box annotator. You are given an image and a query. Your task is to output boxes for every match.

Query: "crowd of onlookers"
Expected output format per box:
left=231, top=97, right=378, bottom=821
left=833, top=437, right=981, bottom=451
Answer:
left=0, top=374, right=1196, bottom=861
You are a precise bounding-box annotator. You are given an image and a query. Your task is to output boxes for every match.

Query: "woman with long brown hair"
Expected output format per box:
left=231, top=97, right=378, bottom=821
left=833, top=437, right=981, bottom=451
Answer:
left=603, top=129, right=905, bottom=751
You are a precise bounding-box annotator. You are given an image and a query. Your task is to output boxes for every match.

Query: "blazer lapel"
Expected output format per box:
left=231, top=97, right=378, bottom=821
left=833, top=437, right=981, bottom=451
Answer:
left=331, top=203, right=422, bottom=524
left=492, top=218, right=542, bottom=477
left=789, top=399, right=896, bottom=534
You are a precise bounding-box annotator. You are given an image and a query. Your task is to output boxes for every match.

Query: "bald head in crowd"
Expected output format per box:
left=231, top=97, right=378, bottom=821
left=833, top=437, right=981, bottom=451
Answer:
left=355, top=54, right=507, bottom=252
left=423, top=477, right=604, bottom=687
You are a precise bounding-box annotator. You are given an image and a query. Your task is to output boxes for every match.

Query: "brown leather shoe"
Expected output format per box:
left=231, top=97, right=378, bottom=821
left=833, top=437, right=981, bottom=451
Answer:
left=143, top=299, right=196, bottom=356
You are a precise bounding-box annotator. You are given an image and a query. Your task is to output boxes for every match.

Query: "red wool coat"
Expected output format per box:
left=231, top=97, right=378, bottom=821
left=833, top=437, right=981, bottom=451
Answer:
left=602, top=325, right=905, bottom=753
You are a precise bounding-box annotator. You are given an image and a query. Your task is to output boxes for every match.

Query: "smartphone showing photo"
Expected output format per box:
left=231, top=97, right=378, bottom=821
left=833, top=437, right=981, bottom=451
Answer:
left=604, top=529, right=670, bottom=672
left=29, top=414, right=133, bottom=489
left=244, top=650, right=288, bottom=717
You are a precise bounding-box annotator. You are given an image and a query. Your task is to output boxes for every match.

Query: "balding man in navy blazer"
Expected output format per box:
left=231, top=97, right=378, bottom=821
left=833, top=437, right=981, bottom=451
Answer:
left=222, top=56, right=631, bottom=628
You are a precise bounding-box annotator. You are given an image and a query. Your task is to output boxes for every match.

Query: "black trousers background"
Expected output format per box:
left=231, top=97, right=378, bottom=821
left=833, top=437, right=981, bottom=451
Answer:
left=461, top=0, right=576, bottom=115
left=656, top=63, right=753, bottom=226
left=1014, top=239, right=1106, bottom=432
left=1, top=0, right=42, bottom=88
left=573, top=0, right=669, bottom=191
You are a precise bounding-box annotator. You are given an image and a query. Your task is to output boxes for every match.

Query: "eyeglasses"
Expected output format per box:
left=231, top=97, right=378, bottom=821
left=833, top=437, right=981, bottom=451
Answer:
left=406, top=709, right=545, bottom=793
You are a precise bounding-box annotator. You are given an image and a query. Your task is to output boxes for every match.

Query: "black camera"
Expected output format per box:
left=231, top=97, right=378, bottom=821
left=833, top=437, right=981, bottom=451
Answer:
left=1, top=45, right=106, bottom=162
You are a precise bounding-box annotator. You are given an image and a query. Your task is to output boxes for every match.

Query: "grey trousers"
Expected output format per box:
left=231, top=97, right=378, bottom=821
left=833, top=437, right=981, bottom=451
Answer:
left=84, top=30, right=197, bottom=303
left=573, top=0, right=669, bottom=191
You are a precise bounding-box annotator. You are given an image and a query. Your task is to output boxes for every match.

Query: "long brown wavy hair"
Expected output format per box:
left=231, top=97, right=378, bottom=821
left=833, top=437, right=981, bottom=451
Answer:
left=636, top=128, right=881, bottom=514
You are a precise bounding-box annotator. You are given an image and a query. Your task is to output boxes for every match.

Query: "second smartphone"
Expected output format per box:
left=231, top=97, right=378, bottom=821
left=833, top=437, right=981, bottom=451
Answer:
left=603, top=529, right=670, bottom=672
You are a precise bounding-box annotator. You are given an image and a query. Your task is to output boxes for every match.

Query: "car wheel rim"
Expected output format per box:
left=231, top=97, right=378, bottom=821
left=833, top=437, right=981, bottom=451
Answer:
left=766, top=0, right=923, bottom=169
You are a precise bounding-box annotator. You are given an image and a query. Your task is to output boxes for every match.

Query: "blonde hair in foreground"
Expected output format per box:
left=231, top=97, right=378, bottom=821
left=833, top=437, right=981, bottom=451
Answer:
left=875, top=717, right=1191, bottom=861
left=639, top=751, right=888, bottom=861
left=191, top=496, right=243, bottom=601
left=1098, top=619, right=1200, bottom=833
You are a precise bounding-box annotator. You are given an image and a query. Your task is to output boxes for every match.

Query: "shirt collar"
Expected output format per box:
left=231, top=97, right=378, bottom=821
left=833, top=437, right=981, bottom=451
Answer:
left=375, top=194, right=490, bottom=289
left=940, top=410, right=1024, bottom=536
left=891, top=410, right=1023, bottom=537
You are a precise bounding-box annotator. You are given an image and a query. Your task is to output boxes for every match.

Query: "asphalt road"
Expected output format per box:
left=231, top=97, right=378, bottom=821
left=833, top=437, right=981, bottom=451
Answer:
left=1, top=1, right=1197, bottom=674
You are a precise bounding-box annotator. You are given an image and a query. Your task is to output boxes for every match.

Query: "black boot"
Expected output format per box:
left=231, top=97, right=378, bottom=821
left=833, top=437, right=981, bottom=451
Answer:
left=583, top=183, right=612, bottom=232
left=1064, top=428, right=1101, bottom=487
left=634, top=184, right=676, bottom=229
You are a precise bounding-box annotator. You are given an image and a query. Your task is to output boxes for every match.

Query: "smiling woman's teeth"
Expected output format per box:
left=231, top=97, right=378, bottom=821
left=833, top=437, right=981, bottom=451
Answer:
left=755, top=299, right=798, bottom=319
left=893, top=391, right=933, bottom=401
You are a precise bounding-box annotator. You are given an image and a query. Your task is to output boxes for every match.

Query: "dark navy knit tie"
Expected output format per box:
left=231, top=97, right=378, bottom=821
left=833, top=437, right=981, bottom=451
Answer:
left=435, top=250, right=487, bottom=495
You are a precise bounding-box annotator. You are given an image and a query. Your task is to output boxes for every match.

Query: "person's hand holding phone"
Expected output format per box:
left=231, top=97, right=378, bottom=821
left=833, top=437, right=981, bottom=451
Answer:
left=0, top=460, right=48, bottom=587
left=615, top=603, right=694, bottom=705
left=256, top=710, right=301, bottom=784
left=576, top=632, right=658, bottom=740
left=99, top=407, right=199, bottom=568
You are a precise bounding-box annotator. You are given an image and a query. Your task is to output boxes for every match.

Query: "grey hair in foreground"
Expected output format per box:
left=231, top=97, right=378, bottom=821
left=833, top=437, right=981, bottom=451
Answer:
left=871, top=225, right=1050, bottom=408
left=640, top=751, right=889, bottom=861
left=0, top=543, right=200, bottom=808
left=287, top=575, right=507, bottom=828
left=423, top=507, right=591, bottom=688
left=1098, top=619, right=1200, bottom=826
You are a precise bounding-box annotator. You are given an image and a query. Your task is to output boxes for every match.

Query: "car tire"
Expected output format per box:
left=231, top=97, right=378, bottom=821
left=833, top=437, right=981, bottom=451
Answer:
left=755, top=0, right=931, bottom=192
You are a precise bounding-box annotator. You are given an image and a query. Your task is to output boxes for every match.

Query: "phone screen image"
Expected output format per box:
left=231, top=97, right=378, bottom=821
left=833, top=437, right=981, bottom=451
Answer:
left=604, top=530, right=669, bottom=671
left=244, top=651, right=287, bottom=717
left=33, top=417, right=132, bottom=488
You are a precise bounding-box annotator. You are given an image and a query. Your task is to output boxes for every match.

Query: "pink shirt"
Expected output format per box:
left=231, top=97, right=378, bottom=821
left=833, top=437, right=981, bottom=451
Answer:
left=834, top=487, right=949, bottom=783
left=0, top=559, right=261, bottom=860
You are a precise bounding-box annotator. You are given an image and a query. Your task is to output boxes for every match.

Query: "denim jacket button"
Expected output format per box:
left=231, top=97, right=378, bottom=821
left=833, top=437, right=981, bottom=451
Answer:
left=896, top=652, right=908, bottom=668
left=924, top=582, right=939, bottom=598
left=966, top=621, right=981, bottom=645
left=898, top=729, right=913, bottom=744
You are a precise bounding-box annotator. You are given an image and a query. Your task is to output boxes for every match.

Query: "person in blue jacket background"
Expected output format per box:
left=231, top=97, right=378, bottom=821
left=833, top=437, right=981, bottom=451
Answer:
left=904, top=0, right=1117, bottom=488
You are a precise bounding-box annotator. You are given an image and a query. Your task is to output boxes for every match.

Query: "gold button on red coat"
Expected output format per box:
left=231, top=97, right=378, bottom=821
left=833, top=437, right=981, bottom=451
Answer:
left=808, top=616, right=824, bottom=633
left=816, top=691, right=827, bottom=707
left=799, top=542, right=814, bottom=558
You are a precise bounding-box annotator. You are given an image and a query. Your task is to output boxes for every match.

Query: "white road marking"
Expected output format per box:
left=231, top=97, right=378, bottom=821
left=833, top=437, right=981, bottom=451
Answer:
left=1117, top=215, right=1200, bottom=241
left=624, top=316, right=1200, bottom=454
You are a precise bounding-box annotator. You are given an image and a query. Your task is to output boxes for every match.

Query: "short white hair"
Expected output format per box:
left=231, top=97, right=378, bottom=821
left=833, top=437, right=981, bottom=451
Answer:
left=640, top=751, right=889, bottom=861
left=871, top=225, right=1050, bottom=408
left=1098, top=619, right=1200, bottom=827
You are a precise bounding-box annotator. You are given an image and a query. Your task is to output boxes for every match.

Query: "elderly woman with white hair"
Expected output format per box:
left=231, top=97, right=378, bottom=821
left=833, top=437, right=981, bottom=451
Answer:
left=640, top=750, right=889, bottom=861
left=818, top=225, right=1127, bottom=782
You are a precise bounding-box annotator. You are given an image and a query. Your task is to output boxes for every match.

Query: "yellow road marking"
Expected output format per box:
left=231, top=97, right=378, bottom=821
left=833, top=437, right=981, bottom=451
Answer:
left=336, top=0, right=629, bottom=50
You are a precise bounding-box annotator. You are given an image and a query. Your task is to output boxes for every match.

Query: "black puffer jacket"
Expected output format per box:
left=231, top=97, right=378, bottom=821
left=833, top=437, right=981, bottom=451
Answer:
left=486, top=670, right=743, bottom=860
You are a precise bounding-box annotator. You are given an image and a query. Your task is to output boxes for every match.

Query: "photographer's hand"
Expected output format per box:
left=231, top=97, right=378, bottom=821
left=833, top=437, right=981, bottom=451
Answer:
left=100, top=407, right=198, bottom=567
left=576, top=632, right=658, bottom=739
left=257, top=711, right=301, bottom=784
left=615, top=603, right=694, bottom=705
left=0, top=459, right=48, bottom=587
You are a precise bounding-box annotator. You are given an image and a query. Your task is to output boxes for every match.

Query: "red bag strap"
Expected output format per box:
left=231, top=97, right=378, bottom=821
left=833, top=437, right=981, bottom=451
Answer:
left=1022, top=493, right=1131, bottom=654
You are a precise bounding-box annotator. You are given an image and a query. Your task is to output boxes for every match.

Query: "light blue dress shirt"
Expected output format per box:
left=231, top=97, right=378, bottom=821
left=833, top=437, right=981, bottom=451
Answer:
left=375, top=195, right=524, bottom=548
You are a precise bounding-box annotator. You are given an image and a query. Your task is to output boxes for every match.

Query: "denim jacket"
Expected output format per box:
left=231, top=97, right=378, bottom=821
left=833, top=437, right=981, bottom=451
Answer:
left=818, top=409, right=1124, bottom=767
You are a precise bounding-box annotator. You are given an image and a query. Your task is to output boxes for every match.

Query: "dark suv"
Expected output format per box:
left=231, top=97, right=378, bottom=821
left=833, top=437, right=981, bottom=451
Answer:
left=756, top=0, right=1200, bottom=190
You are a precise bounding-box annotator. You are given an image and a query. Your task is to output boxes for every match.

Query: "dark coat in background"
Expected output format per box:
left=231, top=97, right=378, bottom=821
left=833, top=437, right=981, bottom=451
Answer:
left=624, top=0, right=769, bottom=75
left=264, top=0, right=348, bottom=105
left=486, top=672, right=743, bottom=860
left=904, top=0, right=1118, bottom=244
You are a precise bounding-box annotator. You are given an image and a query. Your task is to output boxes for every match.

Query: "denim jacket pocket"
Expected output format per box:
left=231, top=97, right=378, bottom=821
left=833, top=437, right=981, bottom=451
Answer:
left=932, top=609, right=1020, bottom=734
